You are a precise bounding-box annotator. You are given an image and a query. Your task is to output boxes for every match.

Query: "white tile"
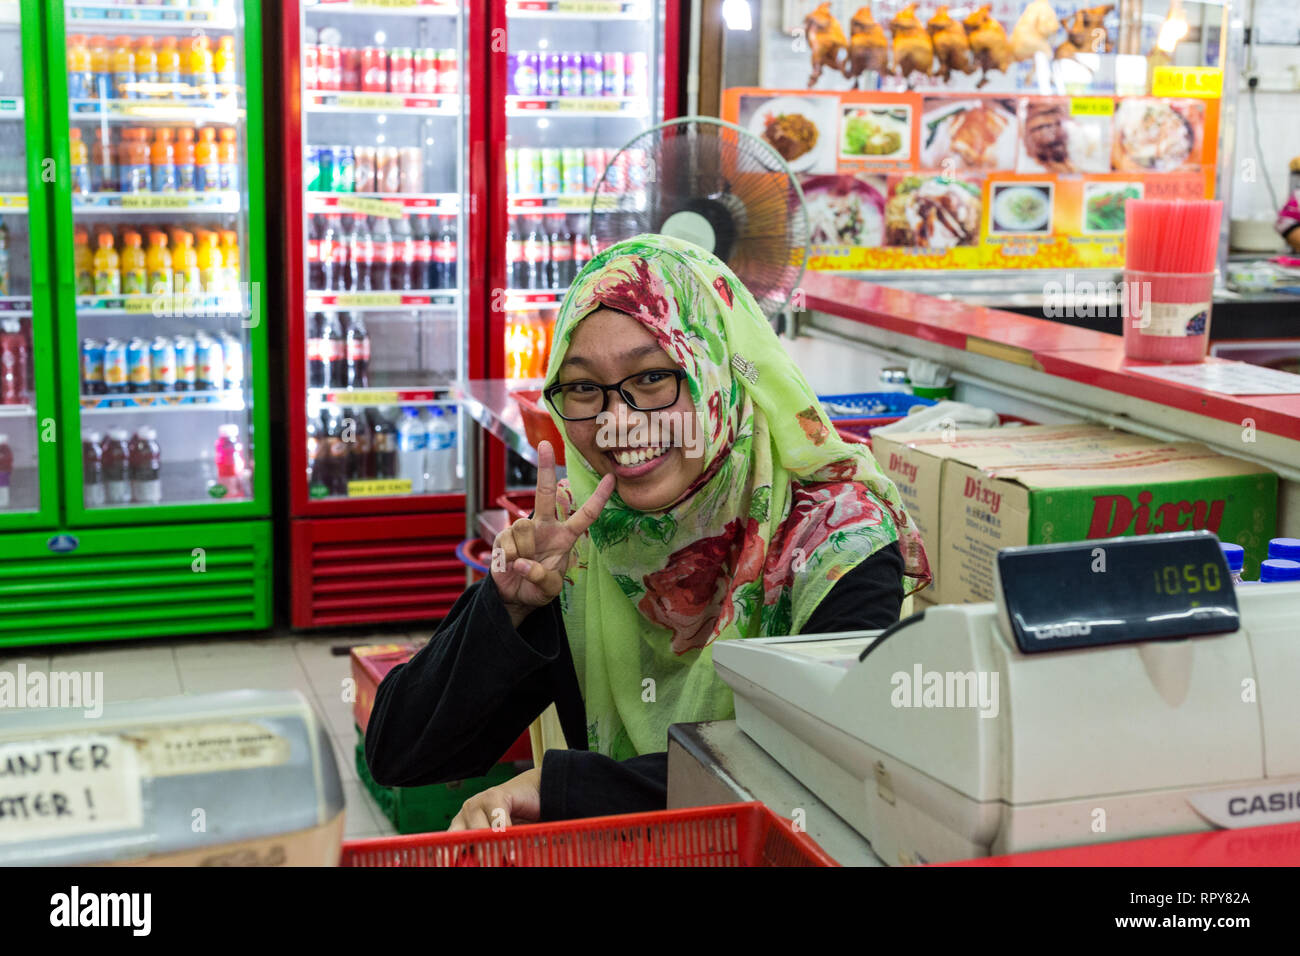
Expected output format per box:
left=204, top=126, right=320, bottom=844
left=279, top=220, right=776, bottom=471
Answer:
left=49, top=643, right=176, bottom=671
left=315, top=687, right=360, bottom=740
left=176, top=661, right=314, bottom=696
left=327, top=729, right=360, bottom=784
left=100, top=667, right=184, bottom=703
left=173, top=639, right=300, bottom=669
left=0, top=655, right=52, bottom=675
left=341, top=779, right=384, bottom=836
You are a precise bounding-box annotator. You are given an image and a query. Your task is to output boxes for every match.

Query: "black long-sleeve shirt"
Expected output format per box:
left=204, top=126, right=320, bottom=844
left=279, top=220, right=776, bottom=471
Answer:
left=364, top=541, right=905, bottom=820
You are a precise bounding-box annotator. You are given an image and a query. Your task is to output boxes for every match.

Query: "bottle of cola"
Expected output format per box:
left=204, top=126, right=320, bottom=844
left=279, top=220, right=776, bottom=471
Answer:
left=307, top=312, right=327, bottom=388
left=343, top=311, right=369, bottom=388
left=412, top=215, right=433, bottom=291
left=506, top=218, right=524, bottom=289
left=345, top=405, right=374, bottom=480
left=348, top=214, right=373, bottom=291
left=371, top=216, right=394, bottom=291
left=523, top=217, right=547, bottom=291
left=369, top=407, right=397, bottom=479
left=573, top=214, right=592, bottom=272
left=392, top=215, right=415, bottom=292
left=316, top=311, right=345, bottom=388
left=433, top=214, right=457, bottom=290
left=307, top=215, right=325, bottom=290
left=335, top=214, right=356, bottom=291
left=321, top=405, right=347, bottom=496
left=549, top=213, right=574, bottom=289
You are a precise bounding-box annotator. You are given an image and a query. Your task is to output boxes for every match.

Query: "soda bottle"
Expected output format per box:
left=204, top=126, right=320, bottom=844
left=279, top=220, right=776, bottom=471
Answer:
left=90, top=128, right=117, bottom=193
left=69, top=128, right=92, bottom=195
left=396, top=407, right=427, bottom=493
left=412, top=215, right=433, bottom=290
left=322, top=406, right=346, bottom=495
left=120, top=127, right=151, bottom=192
left=217, top=128, right=239, bottom=191
left=343, top=311, right=369, bottom=388
left=195, top=127, right=220, bottom=191
left=150, top=127, right=177, bottom=192
left=67, top=34, right=94, bottom=100
left=214, top=36, right=237, bottom=91
left=110, top=36, right=136, bottom=100
left=134, top=37, right=158, bottom=92
left=506, top=218, right=524, bottom=289
left=548, top=212, right=574, bottom=289
left=0, top=433, right=11, bottom=509
left=433, top=214, right=458, bottom=290
left=194, top=331, right=223, bottom=391
left=157, top=37, right=181, bottom=88
left=220, top=229, right=240, bottom=292
left=370, top=215, right=394, bottom=291
left=82, top=430, right=105, bottom=507
left=119, top=230, right=146, bottom=295
left=0, top=319, right=25, bottom=404
left=0, top=221, right=6, bottom=297
left=330, top=216, right=349, bottom=292
left=391, top=216, right=415, bottom=291
left=74, top=227, right=95, bottom=295
left=523, top=217, right=547, bottom=291
left=129, top=425, right=162, bottom=504
left=348, top=214, right=372, bottom=291
left=320, top=214, right=343, bottom=292
left=306, top=410, right=326, bottom=497
left=319, top=312, right=345, bottom=388
left=89, top=35, right=111, bottom=101
left=307, top=313, right=327, bottom=388
left=93, top=231, right=121, bottom=295
left=172, top=230, right=199, bottom=295
left=101, top=427, right=131, bottom=504
left=174, top=126, right=197, bottom=191
left=369, top=408, right=397, bottom=479
left=345, top=406, right=373, bottom=480
left=197, top=230, right=222, bottom=293
left=188, top=36, right=216, bottom=93
left=146, top=230, right=171, bottom=295
left=306, top=214, right=324, bottom=290
left=213, top=423, right=247, bottom=498
left=573, top=214, right=592, bottom=270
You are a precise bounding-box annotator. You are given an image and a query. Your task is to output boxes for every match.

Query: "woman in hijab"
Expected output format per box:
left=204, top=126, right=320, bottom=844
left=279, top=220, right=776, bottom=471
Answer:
left=365, top=234, right=930, bottom=828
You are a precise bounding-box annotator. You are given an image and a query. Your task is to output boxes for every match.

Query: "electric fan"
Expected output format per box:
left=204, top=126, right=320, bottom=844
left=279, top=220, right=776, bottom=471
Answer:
left=590, top=116, right=809, bottom=318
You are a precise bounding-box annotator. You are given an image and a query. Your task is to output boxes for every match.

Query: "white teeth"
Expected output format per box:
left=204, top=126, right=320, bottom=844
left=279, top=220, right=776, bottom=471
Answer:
left=614, top=446, right=667, bottom=467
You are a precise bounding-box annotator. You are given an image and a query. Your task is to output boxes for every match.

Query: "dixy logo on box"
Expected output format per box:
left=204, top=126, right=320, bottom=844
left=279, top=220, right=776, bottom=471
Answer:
left=962, top=476, right=1001, bottom=514
left=887, top=453, right=918, bottom=485
left=1088, top=491, right=1226, bottom=538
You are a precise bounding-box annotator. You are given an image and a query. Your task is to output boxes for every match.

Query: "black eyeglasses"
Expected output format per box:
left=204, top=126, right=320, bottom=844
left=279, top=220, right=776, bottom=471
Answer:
left=544, top=368, right=687, bottom=422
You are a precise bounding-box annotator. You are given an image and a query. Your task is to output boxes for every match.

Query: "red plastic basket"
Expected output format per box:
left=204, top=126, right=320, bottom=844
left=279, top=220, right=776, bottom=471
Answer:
left=495, top=491, right=535, bottom=521
left=339, top=802, right=836, bottom=867
left=511, top=389, right=566, bottom=466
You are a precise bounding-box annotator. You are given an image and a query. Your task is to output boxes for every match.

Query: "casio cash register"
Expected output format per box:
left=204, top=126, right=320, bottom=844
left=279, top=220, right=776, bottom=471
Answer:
left=713, top=532, right=1300, bottom=866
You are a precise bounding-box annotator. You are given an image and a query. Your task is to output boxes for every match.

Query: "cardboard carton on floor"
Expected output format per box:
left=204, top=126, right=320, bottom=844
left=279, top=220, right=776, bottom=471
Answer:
left=873, top=424, right=1163, bottom=588
left=937, top=443, right=1278, bottom=605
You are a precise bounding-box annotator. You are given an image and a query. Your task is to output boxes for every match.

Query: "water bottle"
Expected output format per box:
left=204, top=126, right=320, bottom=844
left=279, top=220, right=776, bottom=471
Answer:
left=1219, top=542, right=1245, bottom=585
left=396, top=407, right=426, bottom=494
left=1267, top=538, right=1300, bottom=562
left=425, top=406, right=457, bottom=492
left=1259, top=559, right=1300, bottom=583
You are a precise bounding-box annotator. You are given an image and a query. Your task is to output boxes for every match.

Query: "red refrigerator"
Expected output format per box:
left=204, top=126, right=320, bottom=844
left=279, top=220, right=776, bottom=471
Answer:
left=281, top=0, right=680, bottom=629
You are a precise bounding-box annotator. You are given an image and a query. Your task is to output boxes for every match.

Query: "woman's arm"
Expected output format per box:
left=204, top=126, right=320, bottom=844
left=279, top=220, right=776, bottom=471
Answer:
left=363, top=572, right=578, bottom=787
left=534, top=542, right=907, bottom=821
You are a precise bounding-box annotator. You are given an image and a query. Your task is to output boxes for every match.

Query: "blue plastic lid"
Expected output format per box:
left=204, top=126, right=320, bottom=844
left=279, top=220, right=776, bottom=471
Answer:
left=1267, top=538, right=1300, bottom=561
left=1259, top=559, right=1300, bottom=583
left=1219, top=542, right=1244, bottom=572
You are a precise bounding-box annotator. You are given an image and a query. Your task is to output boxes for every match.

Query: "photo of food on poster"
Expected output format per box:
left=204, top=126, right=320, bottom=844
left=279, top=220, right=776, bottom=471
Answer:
left=720, top=83, right=1220, bottom=272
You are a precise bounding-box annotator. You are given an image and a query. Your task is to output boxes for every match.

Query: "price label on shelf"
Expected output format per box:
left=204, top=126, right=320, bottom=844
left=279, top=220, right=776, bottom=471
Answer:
left=556, top=97, right=623, bottom=113
left=123, top=297, right=159, bottom=315
left=335, top=93, right=407, bottom=110
left=348, top=479, right=414, bottom=498
left=328, top=390, right=401, bottom=406
left=1070, top=97, right=1114, bottom=116
left=1151, top=66, right=1223, bottom=99
left=335, top=195, right=405, bottom=219
left=556, top=0, right=626, bottom=12
left=351, top=0, right=420, bottom=7
left=0, top=98, right=21, bottom=117
left=332, top=293, right=403, bottom=308
left=0, top=194, right=26, bottom=210
left=554, top=194, right=595, bottom=210
left=120, top=193, right=217, bottom=210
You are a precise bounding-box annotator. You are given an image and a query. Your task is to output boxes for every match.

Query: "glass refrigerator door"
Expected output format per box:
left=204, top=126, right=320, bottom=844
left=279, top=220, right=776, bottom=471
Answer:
left=501, top=0, right=666, bottom=383
left=49, top=0, right=269, bottom=524
left=0, top=0, right=59, bottom=528
left=299, top=1, right=466, bottom=504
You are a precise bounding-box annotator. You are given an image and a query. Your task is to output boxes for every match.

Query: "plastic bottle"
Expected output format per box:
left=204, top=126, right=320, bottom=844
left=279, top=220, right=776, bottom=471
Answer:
left=145, top=230, right=172, bottom=295
left=219, top=229, right=240, bottom=292
left=134, top=36, right=159, bottom=93
left=1259, top=559, right=1300, bottom=583
left=129, top=425, right=162, bottom=504
left=157, top=37, right=181, bottom=89
left=425, top=406, right=457, bottom=491
left=1267, top=538, right=1300, bottom=562
left=370, top=409, right=397, bottom=480
left=172, top=230, right=199, bottom=295
left=217, top=128, right=239, bottom=191
left=197, top=229, right=223, bottom=292
left=120, top=230, right=146, bottom=295
left=150, top=127, right=177, bottom=192
left=93, top=231, right=121, bottom=295
left=396, top=408, right=427, bottom=493
left=370, top=216, right=393, bottom=291
left=343, top=311, right=369, bottom=388
left=67, top=34, right=93, bottom=100
left=82, top=430, right=105, bottom=508
left=347, top=215, right=372, bottom=291
left=101, top=427, right=131, bottom=504
left=214, top=36, right=237, bottom=90
left=433, top=214, right=458, bottom=290
left=188, top=36, right=216, bottom=93
left=391, top=215, right=415, bottom=291
left=1219, top=542, right=1245, bottom=585
left=0, top=434, right=11, bottom=509
left=0, top=222, right=7, bottom=297
left=111, top=35, right=136, bottom=100
left=88, top=35, right=111, bottom=101
left=213, top=423, right=247, bottom=498
left=90, top=128, right=117, bottom=193
left=68, top=128, right=92, bottom=195
left=195, top=127, right=220, bottom=191
left=344, top=406, right=373, bottom=481
left=119, top=127, right=151, bottom=193
left=178, top=34, right=196, bottom=91
left=74, top=227, right=94, bottom=295
left=174, top=126, right=196, bottom=191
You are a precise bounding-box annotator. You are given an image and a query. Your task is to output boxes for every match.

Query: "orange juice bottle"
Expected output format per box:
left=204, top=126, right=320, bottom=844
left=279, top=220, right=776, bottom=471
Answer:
left=187, top=36, right=215, bottom=93
left=173, top=127, right=196, bottom=191
left=217, top=127, right=238, bottom=191
left=66, top=34, right=93, bottom=100
left=172, top=230, right=199, bottom=294
left=134, top=37, right=158, bottom=94
left=145, top=231, right=172, bottom=295
left=88, top=35, right=111, bottom=100
left=196, top=230, right=223, bottom=292
left=68, top=128, right=91, bottom=195
left=214, top=36, right=237, bottom=89
left=150, top=128, right=176, bottom=192
left=110, top=35, right=136, bottom=100
left=219, top=229, right=240, bottom=291
left=120, top=230, right=146, bottom=295
left=119, top=127, right=151, bottom=193
left=156, top=36, right=180, bottom=91
left=195, top=127, right=219, bottom=191
left=93, top=231, right=121, bottom=295
left=73, top=227, right=94, bottom=295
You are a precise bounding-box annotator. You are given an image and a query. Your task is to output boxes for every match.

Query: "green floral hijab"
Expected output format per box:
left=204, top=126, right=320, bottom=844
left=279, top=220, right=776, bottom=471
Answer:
left=544, top=234, right=930, bottom=759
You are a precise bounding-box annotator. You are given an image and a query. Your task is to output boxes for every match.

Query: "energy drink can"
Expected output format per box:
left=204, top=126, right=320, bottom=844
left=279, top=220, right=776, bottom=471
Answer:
left=539, top=52, right=561, bottom=97
left=513, top=51, right=539, bottom=97
left=150, top=335, right=176, bottom=392
left=540, top=148, right=562, bottom=196
left=103, top=338, right=128, bottom=394
left=305, top=145, right=322, bottom=192
left=625, top=52, right=648, bottom=99
left=127, top=336, right=151, bottom=393
left=516, top=147, right=541, bottom=194
left=505, top=148, right=519, bottom=195
left=602, top=52, right=625, bottom=97
left=173, top=334, right=196, bottom=392
left=582, top=53, right=603, bottom=97
left=334, top=146, right=355, bottom=193
left=561, top=148, right=585, bottom=195
left=221, top=332, right=244, bottom=391
left=559, top=52, right=582, bottom=97
left=584, top=147, right=604, bottom=191
left=81, top=338, right=106, bottom=395
left=195, top=333, right=223, bottom=391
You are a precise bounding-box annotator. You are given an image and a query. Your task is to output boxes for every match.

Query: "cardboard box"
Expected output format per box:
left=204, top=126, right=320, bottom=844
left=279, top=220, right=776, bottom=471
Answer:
left=873, top=425, right=1163, bottom=589
left=938, top=443, right=1278, bottom=604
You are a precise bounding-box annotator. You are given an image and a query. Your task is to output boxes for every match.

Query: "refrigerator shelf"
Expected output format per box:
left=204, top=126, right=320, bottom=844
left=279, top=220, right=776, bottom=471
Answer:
left=507, top=0, right=651, bottom=20
left=304, top=96, right=458, bottom=117
left=309, top=387, right=453, bottom=407
left=506, top=95, right=647, bottom=118
left=304, top=1, right=459, bottom=17
left=504, top=289, right=567, bottom=309
left=0, top=194, right=27, bottom=213
left=76, top=293, right=247, bottom=316
left=306, top=291, right=458, bottom=309
left=80, top=390, right=245, bottom=412
left=0, top=97, right=23, bottom=120
left=0, top=404, right=35, bottom=418
left=64, top=3, right=237, bottom=30
left=70, top=99, right=243, bottom=124
left=73, top=191, right=241, bottom=213
left=509, top=192, right=630, bottom=213
left=305, top=191, right=459, bottom=214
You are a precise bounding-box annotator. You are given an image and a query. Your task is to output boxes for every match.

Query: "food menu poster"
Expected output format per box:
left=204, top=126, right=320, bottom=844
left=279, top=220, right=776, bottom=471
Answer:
left=722, top=87, right=1220, bottom=272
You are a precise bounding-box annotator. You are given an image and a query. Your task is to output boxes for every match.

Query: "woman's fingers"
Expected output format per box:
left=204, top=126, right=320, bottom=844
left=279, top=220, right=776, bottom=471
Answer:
left=515, top=558, right=564, bottom=599
left=510, top=517, right=536, bottom=559
left=533, top=440, right=558, bottom=522
left=564, top=473, right=615, bottom=537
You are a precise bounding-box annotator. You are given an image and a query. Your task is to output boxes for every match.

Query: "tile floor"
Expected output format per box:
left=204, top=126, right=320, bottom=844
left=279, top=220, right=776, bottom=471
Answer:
left=2, top=627, right=438, bottom=840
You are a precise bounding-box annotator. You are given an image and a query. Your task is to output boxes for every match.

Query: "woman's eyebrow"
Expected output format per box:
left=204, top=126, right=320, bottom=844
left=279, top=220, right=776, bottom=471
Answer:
left=561, top=344, right=664, bottom=368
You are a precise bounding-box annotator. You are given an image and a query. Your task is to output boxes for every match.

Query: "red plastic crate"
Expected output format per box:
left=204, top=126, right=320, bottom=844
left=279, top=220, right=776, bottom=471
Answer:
left=339, top=802, right=837, bottom=867
left=512, top=390, right=566, bottom=465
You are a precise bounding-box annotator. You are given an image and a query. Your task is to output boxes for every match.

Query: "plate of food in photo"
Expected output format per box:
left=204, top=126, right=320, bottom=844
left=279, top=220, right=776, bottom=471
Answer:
left=920, top=98, right=1019, bottom=172
left=885, top=175, right=981, bottom=249
left=802, top=174, right=888, bottom=247
left=840, top=106, right=911, bottom=162
left=1016, top=98, right=1112, bottom=174
left=990, top=183, right=1054, bottom=234
left=746, top=95, right=836, bottom=174
left=1112, top=99, right=1201, bottom=172
left=1083, top=182, right=1143, bottom=233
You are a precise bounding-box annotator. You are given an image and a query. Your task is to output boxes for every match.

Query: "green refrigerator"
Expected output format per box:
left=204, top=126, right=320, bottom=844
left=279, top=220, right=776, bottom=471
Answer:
left=0, top=0, right=271, bottom=648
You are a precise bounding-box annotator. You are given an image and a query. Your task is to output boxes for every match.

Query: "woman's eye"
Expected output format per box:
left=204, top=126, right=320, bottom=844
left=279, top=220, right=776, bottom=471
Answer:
left=638, top=370, right=672, bottom=385
left=567, top=382, right=599, bottom=395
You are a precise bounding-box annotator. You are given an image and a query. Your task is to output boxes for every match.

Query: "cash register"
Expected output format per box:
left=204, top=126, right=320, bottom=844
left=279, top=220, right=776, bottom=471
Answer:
left=713, top=532, right=1300, bottom=865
